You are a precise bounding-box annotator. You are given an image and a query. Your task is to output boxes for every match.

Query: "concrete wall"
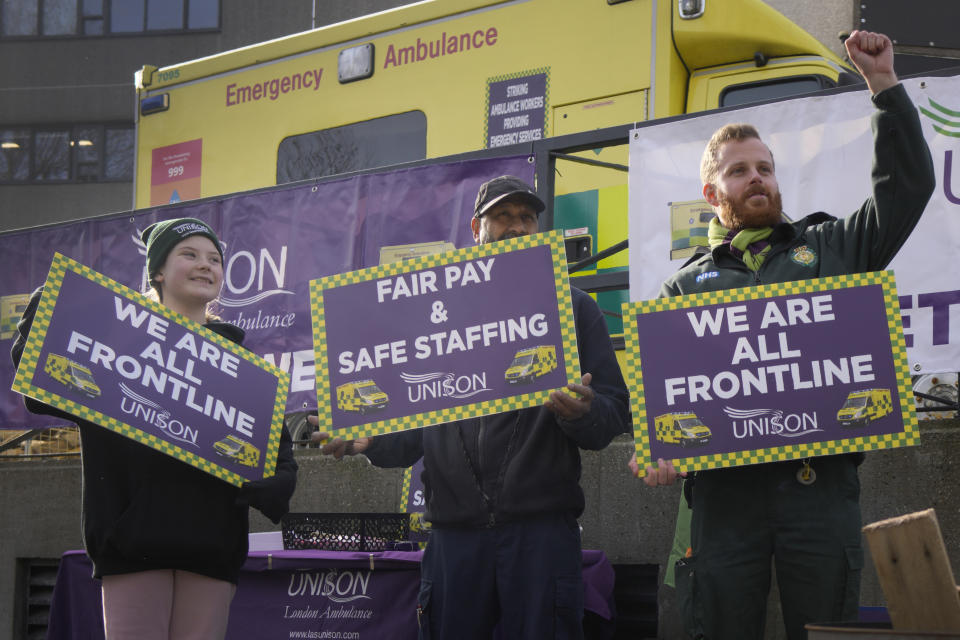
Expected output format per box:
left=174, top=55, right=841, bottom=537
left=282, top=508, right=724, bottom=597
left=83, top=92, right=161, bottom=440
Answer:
left=3, top=419, right=959, bottom=640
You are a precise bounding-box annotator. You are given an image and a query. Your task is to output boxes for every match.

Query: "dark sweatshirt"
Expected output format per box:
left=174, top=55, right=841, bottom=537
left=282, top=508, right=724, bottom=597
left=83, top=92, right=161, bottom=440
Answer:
left=364, top=286, right=630, bottom=528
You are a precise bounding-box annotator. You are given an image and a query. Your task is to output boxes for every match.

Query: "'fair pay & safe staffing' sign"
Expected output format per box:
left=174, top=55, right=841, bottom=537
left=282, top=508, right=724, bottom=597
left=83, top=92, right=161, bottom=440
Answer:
left=309, top=231, right=580, bottom=440
left=12, top=253, right=289, bottom=487
left=624, top=271, right=919, bottom=475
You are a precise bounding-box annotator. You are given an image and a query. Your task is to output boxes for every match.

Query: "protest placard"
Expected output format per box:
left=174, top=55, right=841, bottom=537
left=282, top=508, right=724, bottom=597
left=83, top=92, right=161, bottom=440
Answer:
left=12, top=253, right=289, bottom=486
left=309, top=230, right=579, bottom=440
left=623, top=271, right=918, bottom=475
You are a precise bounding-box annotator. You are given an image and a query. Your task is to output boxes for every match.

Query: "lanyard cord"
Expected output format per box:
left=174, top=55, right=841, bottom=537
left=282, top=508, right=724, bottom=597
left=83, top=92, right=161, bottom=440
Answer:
left=456, top=412, right=523, bottom=524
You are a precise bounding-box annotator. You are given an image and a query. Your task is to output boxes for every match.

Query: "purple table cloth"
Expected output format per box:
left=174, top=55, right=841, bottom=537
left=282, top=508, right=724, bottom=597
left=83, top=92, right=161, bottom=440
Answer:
left=47, top=548, right=614, bottom=639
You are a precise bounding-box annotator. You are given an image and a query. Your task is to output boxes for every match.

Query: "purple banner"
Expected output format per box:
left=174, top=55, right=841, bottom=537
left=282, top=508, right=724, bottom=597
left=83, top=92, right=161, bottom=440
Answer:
left=12, top=255, right=287, bottom=486
left=625, top=273, right=919, bottom=473
left=47, top=549, right=614, bottom=640
left=311, top=232, right=579, bottom=439
left=1, top=156, right=535, bottom=428
left=228, top=552, right=420, bottom=639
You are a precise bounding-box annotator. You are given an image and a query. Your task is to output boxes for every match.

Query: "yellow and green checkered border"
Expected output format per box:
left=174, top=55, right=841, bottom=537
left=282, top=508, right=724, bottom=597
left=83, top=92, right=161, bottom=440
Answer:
left=11, top=253, right=290, bottom=486
left=400, top=465, right=413, bottom=511
left=483, top=67, right=550, bottom=146
left=310, top=230, right=579, bottom=440
left=621, top=271, right=918, bottom=476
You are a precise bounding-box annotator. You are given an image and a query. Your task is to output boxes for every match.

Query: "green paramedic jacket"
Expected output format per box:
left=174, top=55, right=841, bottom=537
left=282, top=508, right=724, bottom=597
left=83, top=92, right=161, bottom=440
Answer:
left=660, top=83, right=935, bottom=298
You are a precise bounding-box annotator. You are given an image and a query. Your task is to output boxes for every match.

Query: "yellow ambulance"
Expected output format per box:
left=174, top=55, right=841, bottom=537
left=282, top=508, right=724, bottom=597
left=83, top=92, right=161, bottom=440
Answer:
left=0, top=294, right=30, bottom=340
left=213, top=435, right=262, bottom=467
left=505, top=345, right=557, bottom=384
left=134, top=0, right=855, bottom=340
left=336, top=380, right=390, bottom=414
left=44, top=353, right=102, bottom=399
left=837, top=388, right=893, bottom=426
left=654, top=412, right=712, bottom=448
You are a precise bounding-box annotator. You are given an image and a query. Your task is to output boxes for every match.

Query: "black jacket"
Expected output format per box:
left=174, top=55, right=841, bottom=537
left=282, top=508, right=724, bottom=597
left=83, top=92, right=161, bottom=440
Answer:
left=12, top=287, right=298, bottom=583
left=364, top=287, right=630, bottom=528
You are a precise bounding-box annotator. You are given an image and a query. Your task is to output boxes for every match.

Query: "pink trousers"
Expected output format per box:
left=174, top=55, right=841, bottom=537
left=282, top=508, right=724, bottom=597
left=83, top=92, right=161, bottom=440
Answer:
left=101, top=569, right=236, bottom=640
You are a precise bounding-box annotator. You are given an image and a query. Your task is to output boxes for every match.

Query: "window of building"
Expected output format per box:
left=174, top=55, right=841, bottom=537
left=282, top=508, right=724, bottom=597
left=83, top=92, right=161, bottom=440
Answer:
left=0, top=0, right=219, bottom=37
left=109, top=0, right=144, bottom=33
left=43, top=0, right=77, bottom=35
left=103, top=127, right=134, bottom=180
left=277, top=111, right=427, bottom=184
left=0, top=124, right=133, bottom=184
left=2, top=1, right=38, bottom=36
left=33, top=130, right=70, bottom=181
left=0, top=129, right=31, bottom=181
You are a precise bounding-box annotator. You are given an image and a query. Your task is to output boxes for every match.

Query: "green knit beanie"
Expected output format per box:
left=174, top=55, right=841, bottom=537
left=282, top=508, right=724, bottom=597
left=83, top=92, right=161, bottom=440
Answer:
left=141, top=217, right=223, bottom=280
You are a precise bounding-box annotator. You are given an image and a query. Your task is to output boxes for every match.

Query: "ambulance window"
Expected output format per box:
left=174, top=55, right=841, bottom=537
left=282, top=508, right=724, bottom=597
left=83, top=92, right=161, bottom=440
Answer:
left=720, top=76, right=830, bottom=108
left=277, top=111, right=426, bottom=184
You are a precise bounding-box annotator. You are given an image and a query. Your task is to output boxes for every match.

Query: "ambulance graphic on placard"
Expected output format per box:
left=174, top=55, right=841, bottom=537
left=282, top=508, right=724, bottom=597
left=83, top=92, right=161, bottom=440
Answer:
left=44, top=353, right=102, bottom=398
left=213, top=435, right=261, bottom=467
left=837, top=389, right=892, bottom=427
left=504, top=345, right=557, bottom=384
left=653, top=412, right=712, bottom=448
left=336, top=380, right=389, bottom=414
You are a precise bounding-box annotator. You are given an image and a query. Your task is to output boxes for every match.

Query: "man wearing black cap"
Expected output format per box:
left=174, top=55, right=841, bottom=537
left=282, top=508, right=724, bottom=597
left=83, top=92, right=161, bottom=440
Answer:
left=315, top=176, right=629, bottom=639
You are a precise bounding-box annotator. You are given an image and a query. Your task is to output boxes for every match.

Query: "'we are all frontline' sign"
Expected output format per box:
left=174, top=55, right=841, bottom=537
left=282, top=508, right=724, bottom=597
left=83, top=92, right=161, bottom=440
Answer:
left=624, top=271, right=919, bottom=474
left=12, top=254, right=288, bottom=486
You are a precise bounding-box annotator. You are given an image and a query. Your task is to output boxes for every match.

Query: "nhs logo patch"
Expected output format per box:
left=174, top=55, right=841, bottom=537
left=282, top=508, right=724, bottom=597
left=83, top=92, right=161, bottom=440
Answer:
left=696, top=271, right=719, bottom=284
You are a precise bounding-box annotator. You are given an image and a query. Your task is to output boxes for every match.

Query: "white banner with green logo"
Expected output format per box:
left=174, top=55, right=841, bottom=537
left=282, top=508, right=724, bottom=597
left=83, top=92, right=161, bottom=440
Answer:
left=628, top=75, right=960, bottom=375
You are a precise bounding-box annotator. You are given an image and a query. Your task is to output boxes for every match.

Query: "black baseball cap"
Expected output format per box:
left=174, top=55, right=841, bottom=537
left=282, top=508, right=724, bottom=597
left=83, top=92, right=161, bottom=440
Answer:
left=473, top=175, right=546, bottom=219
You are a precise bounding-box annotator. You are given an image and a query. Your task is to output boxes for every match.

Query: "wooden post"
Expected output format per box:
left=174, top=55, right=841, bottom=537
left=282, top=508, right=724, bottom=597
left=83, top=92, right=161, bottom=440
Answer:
left=862, top=508, right=960, bottom=632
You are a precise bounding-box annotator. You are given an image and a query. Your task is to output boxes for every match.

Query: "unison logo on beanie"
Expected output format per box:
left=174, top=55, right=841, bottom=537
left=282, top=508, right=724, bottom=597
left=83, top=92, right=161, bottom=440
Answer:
left=172, top=222, right=211, bottom=237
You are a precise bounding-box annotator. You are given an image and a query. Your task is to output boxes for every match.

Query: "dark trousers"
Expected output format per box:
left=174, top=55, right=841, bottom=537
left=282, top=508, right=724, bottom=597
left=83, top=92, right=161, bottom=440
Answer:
left=681, top=456, right=862, bottom=640
left=417, top=514, right=584, bottom=640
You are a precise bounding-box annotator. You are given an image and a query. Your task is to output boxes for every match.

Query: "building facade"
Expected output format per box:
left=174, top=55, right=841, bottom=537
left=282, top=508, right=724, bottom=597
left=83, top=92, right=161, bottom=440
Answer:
left=0, top=0, right=411, bottom=231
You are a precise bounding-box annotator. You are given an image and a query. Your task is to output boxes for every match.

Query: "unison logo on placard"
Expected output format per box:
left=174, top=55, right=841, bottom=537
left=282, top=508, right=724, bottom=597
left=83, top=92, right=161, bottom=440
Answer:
left=400, top=370, right=491, bottom=402
left=722, top=406, right=823, bottom=440
left=119, top=383, right=199, bottom=447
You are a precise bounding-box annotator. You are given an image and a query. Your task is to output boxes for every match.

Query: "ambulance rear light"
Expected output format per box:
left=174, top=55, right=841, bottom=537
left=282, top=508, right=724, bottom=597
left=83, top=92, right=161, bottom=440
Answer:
left=140, top=94, right=170, bottom=116
left=678, top=0, right=705, bottom=19
left=339, top=43, right=375, bottom=84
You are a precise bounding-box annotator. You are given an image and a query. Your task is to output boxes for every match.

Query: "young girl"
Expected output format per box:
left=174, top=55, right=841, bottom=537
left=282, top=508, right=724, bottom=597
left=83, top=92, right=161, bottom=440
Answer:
left=12, top=217, right=298, bottom=639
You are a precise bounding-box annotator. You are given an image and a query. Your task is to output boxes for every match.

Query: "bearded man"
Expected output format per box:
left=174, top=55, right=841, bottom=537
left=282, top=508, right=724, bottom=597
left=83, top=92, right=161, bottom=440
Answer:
left=643, top=31, right=935, bottom=640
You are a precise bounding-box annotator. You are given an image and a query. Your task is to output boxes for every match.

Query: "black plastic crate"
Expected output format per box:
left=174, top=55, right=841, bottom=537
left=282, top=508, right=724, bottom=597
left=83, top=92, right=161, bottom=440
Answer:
left=281, top=513, right=411, bottom=551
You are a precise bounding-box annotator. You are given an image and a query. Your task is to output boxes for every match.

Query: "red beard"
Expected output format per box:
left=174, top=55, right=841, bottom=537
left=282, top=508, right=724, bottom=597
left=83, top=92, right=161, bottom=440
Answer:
left=717, top=186, right=784, bottom=231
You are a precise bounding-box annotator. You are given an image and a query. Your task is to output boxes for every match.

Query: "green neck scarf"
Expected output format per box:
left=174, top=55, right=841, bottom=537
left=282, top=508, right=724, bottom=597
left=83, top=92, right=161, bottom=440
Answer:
left=707, top=217, right=774, bottom=272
